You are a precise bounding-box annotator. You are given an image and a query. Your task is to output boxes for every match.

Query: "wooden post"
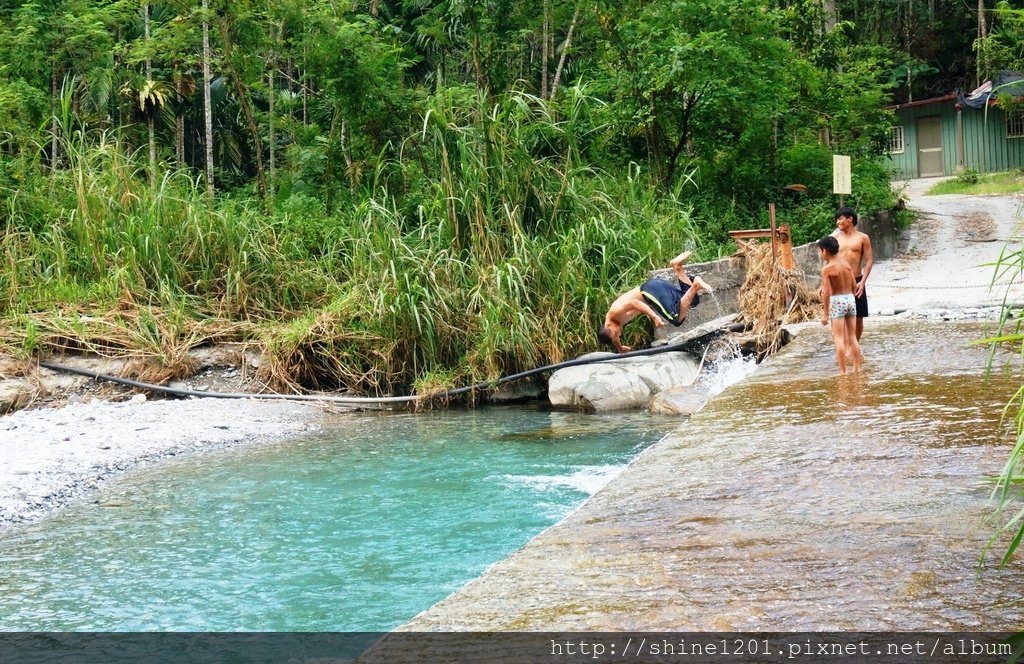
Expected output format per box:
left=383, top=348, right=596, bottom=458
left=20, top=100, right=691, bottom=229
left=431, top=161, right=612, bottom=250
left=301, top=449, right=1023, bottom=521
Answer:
left=768, top=203, right=778, bottom=264
left=728, top=223, right=796, bottom=270
left=777, top=222, right=796, bottom=309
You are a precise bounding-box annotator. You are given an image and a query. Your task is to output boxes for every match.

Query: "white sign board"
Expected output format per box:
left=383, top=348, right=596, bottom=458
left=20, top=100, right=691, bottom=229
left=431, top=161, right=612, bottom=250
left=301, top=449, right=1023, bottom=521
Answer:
left=833, top=155, right=852, bottom=195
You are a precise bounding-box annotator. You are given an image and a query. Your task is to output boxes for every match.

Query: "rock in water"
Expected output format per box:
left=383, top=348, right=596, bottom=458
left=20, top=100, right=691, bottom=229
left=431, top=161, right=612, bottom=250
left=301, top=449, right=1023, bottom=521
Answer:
left=548, top=352, right=701, bottom=412
left=648, top=385, right=709, bottom=416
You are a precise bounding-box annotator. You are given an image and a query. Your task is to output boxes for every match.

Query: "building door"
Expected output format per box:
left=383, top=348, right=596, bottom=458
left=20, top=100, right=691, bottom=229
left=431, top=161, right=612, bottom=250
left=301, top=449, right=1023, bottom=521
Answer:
left=916, top=116, right=944, bottom=177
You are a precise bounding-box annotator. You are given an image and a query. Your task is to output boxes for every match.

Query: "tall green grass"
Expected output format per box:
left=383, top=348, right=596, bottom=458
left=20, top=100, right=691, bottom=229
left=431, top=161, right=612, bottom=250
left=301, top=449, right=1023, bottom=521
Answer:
left=1, top=86, right=700, bottom=396
left=983, top=228, right=1024, bottom=565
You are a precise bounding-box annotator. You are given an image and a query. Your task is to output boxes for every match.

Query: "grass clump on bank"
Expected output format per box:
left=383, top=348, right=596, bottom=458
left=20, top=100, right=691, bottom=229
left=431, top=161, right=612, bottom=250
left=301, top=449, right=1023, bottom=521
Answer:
left=1, top=85, right=903, bottom=398
left=926, top=169, right=1024, bottom=196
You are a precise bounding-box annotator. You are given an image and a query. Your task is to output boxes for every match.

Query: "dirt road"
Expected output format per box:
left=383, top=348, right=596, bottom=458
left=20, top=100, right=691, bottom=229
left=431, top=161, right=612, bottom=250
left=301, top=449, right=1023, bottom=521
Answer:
left=870, top=180, right=1024, bottom=313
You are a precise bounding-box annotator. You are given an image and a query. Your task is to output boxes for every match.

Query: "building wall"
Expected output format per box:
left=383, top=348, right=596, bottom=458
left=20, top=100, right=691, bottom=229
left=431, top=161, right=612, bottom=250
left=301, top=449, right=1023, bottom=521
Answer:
left=888, top=101, right=1024, bottom=179
left=960, top=106, right=1024, bottom=173
left=887, top=100, right=958, bottom=179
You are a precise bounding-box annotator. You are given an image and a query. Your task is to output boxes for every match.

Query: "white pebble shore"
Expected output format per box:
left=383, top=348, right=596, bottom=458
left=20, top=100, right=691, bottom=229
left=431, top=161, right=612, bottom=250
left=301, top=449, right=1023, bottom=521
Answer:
left=0, top=396, right=323, bottom=528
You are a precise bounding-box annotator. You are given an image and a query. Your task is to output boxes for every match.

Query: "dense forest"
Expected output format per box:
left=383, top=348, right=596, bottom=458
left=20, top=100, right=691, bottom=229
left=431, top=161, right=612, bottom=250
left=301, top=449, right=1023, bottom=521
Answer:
left=0, top=0, right=1021, bottom=395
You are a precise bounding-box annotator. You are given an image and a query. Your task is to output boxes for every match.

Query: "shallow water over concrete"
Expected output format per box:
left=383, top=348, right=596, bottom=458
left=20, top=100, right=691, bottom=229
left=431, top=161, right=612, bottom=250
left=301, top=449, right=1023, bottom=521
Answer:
left=399, top=320, right=1024, bottom=630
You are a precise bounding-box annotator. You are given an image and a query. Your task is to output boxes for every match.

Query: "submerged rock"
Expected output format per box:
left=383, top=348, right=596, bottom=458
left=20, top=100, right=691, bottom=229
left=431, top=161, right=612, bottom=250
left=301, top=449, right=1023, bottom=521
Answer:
left=548, top=352, right=701, bottom=412
left=647, top=385, right=709, bottom=416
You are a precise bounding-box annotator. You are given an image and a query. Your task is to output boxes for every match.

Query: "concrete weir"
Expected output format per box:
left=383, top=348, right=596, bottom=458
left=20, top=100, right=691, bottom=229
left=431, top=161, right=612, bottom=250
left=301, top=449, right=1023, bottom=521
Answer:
left=543, top=211, right=902, bottom=413
left=648, top=209, right=900, bottom=337
left=382, top=319, right=1024, bottom=635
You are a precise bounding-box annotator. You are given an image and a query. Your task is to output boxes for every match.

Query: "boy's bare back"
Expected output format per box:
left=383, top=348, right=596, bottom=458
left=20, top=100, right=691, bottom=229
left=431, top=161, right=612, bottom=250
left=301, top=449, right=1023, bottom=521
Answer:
left=822, top=260, right=855, bottom=296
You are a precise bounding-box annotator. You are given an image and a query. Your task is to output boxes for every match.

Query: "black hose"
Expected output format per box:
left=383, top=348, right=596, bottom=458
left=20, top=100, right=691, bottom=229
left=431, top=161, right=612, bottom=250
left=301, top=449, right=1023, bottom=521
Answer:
left=38, top=340, right=707, bottom=406
left=441, top=341, right=708, bottom=397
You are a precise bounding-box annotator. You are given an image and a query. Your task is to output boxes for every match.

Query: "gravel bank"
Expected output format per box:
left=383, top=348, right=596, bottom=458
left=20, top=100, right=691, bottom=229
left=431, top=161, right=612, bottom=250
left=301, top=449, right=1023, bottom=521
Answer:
left=0, top=395, right=325, bottom=528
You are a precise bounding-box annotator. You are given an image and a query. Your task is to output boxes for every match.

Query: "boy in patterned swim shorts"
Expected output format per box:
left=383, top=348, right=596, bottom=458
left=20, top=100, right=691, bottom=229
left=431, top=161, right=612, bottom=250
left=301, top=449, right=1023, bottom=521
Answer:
left=817, top=236, right=862, bottom=374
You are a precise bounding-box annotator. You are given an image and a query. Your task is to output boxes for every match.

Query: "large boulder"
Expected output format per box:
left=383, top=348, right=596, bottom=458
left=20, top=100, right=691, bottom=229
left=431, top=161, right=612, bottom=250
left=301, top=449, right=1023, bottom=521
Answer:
left=548, top=351, right=701, bottom=412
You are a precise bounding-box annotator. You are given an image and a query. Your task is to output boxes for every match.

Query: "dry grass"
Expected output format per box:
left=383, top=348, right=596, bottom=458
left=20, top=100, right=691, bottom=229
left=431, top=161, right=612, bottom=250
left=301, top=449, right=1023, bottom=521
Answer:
left=0, top=355, right=35, bottom=379
left=256, top=303, right=398, bottom=395
left=736, top=242, right=820, bottom=357
left=0, top=358, right=47, bottom=413
left=0, top=304, right=253, bottom=385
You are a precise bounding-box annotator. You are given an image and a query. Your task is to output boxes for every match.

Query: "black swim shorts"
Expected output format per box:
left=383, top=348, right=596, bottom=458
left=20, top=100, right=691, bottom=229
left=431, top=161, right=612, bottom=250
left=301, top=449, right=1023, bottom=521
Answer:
left=854, top=275, right=868, bottom=318
left=639, top=278, right=699, bottom=323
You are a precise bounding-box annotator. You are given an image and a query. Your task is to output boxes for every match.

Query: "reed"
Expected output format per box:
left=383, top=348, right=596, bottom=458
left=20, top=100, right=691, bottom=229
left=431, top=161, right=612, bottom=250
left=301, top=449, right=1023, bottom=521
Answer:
left=1, top=86, right=700, bottom=396
left=981, top=237, right=1024, bottom=565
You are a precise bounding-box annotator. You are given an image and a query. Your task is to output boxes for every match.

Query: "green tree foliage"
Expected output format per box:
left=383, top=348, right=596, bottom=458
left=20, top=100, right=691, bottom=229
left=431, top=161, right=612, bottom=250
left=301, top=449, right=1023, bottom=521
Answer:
left=837, top=0, right=980, bottom=98
left=595, top=0, right=794, bottom=191
left=976, top=1, right=1024, bottom=82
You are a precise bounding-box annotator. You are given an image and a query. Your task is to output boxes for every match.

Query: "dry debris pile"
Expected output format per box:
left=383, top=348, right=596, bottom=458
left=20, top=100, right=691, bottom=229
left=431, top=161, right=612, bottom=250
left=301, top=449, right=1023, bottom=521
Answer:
left=734, top=241, right=820, bottom=357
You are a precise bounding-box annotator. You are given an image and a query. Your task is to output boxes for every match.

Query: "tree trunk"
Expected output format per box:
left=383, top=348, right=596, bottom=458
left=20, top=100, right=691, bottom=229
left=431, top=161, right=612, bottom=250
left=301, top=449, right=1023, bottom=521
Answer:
left=902, top=0, right=911, bottom=53
left=472, top=33, right=485, bottom=90
left=202, top=0, right=215, bottom=195
left=977, top=0, right=987, bottom=86
left=541, top=0, right=549, bottom=98
left=145, top=3, right=156, bottom=186
left=219, top=18, right=266, bottom=198
left=549, top=5, right=579, bottom=100
left=268, top=65, right=275, bottom=197
left=50, top=65, right=59, bottom=170
left=302, top=0, right=308, bottom=128
left=341, top=118, right=354, bottom=189
left=268, top=21, right=280, bottom=201
left=175, top=63, right=185, bottom=166
left=822, top=0, right=837, bottom=33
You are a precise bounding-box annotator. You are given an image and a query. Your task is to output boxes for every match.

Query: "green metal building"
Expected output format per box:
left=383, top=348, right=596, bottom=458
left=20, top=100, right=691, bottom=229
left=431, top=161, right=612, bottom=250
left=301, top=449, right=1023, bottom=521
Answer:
left=886, top=72, right=1024, bottom=180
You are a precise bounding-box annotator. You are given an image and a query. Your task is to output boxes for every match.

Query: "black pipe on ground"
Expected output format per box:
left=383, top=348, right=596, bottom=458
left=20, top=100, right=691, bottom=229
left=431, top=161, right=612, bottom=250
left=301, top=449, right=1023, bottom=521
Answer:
left=38, top=339, right=712, bottom=407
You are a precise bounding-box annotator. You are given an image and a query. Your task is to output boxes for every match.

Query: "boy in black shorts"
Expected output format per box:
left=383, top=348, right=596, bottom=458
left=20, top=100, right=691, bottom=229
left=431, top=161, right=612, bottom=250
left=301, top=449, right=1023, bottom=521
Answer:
left=597, top=251, right=712, bottom=353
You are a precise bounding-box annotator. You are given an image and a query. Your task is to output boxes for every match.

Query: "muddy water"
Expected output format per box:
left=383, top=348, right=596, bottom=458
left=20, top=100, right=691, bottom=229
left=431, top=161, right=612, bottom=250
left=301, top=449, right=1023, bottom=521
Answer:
left=398, top=320, right=1024, bottom=631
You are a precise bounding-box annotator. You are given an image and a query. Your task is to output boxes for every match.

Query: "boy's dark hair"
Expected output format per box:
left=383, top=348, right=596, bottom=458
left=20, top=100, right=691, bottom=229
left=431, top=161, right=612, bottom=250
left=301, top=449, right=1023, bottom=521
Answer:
left=817, top=235, right=840, bottom=255
left=835, top=206, right=858, bottom=226
left=597, top=326, right=614, bottom=347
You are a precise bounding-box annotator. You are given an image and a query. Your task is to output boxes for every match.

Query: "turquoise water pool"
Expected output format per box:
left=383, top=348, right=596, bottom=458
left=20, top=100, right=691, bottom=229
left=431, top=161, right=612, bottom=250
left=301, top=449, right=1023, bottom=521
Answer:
left=0, top=406, right=677, bottom=631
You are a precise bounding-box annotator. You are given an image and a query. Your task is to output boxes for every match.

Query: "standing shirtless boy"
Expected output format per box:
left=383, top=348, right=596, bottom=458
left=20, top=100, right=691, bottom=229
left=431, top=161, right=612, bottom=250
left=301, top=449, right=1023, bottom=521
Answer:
left=597, top=251, right=712, bottom=353
left=831, top=206, right=873, bottom=341
left=818, top=235, right=862, bottom=374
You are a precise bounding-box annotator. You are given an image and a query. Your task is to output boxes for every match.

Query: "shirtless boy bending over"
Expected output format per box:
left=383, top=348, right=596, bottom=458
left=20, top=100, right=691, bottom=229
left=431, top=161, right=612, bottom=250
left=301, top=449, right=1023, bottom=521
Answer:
left=818, top=235, right=862, bottom=374
left=597, top=251, right=713, bottom=353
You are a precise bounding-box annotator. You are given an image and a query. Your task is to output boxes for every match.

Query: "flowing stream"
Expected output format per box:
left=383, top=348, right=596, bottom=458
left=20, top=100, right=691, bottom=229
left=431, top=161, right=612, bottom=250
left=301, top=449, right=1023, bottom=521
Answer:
left=2, top=321, right=1018, bottom=635
left=0, top=406, right=685, bottom=631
